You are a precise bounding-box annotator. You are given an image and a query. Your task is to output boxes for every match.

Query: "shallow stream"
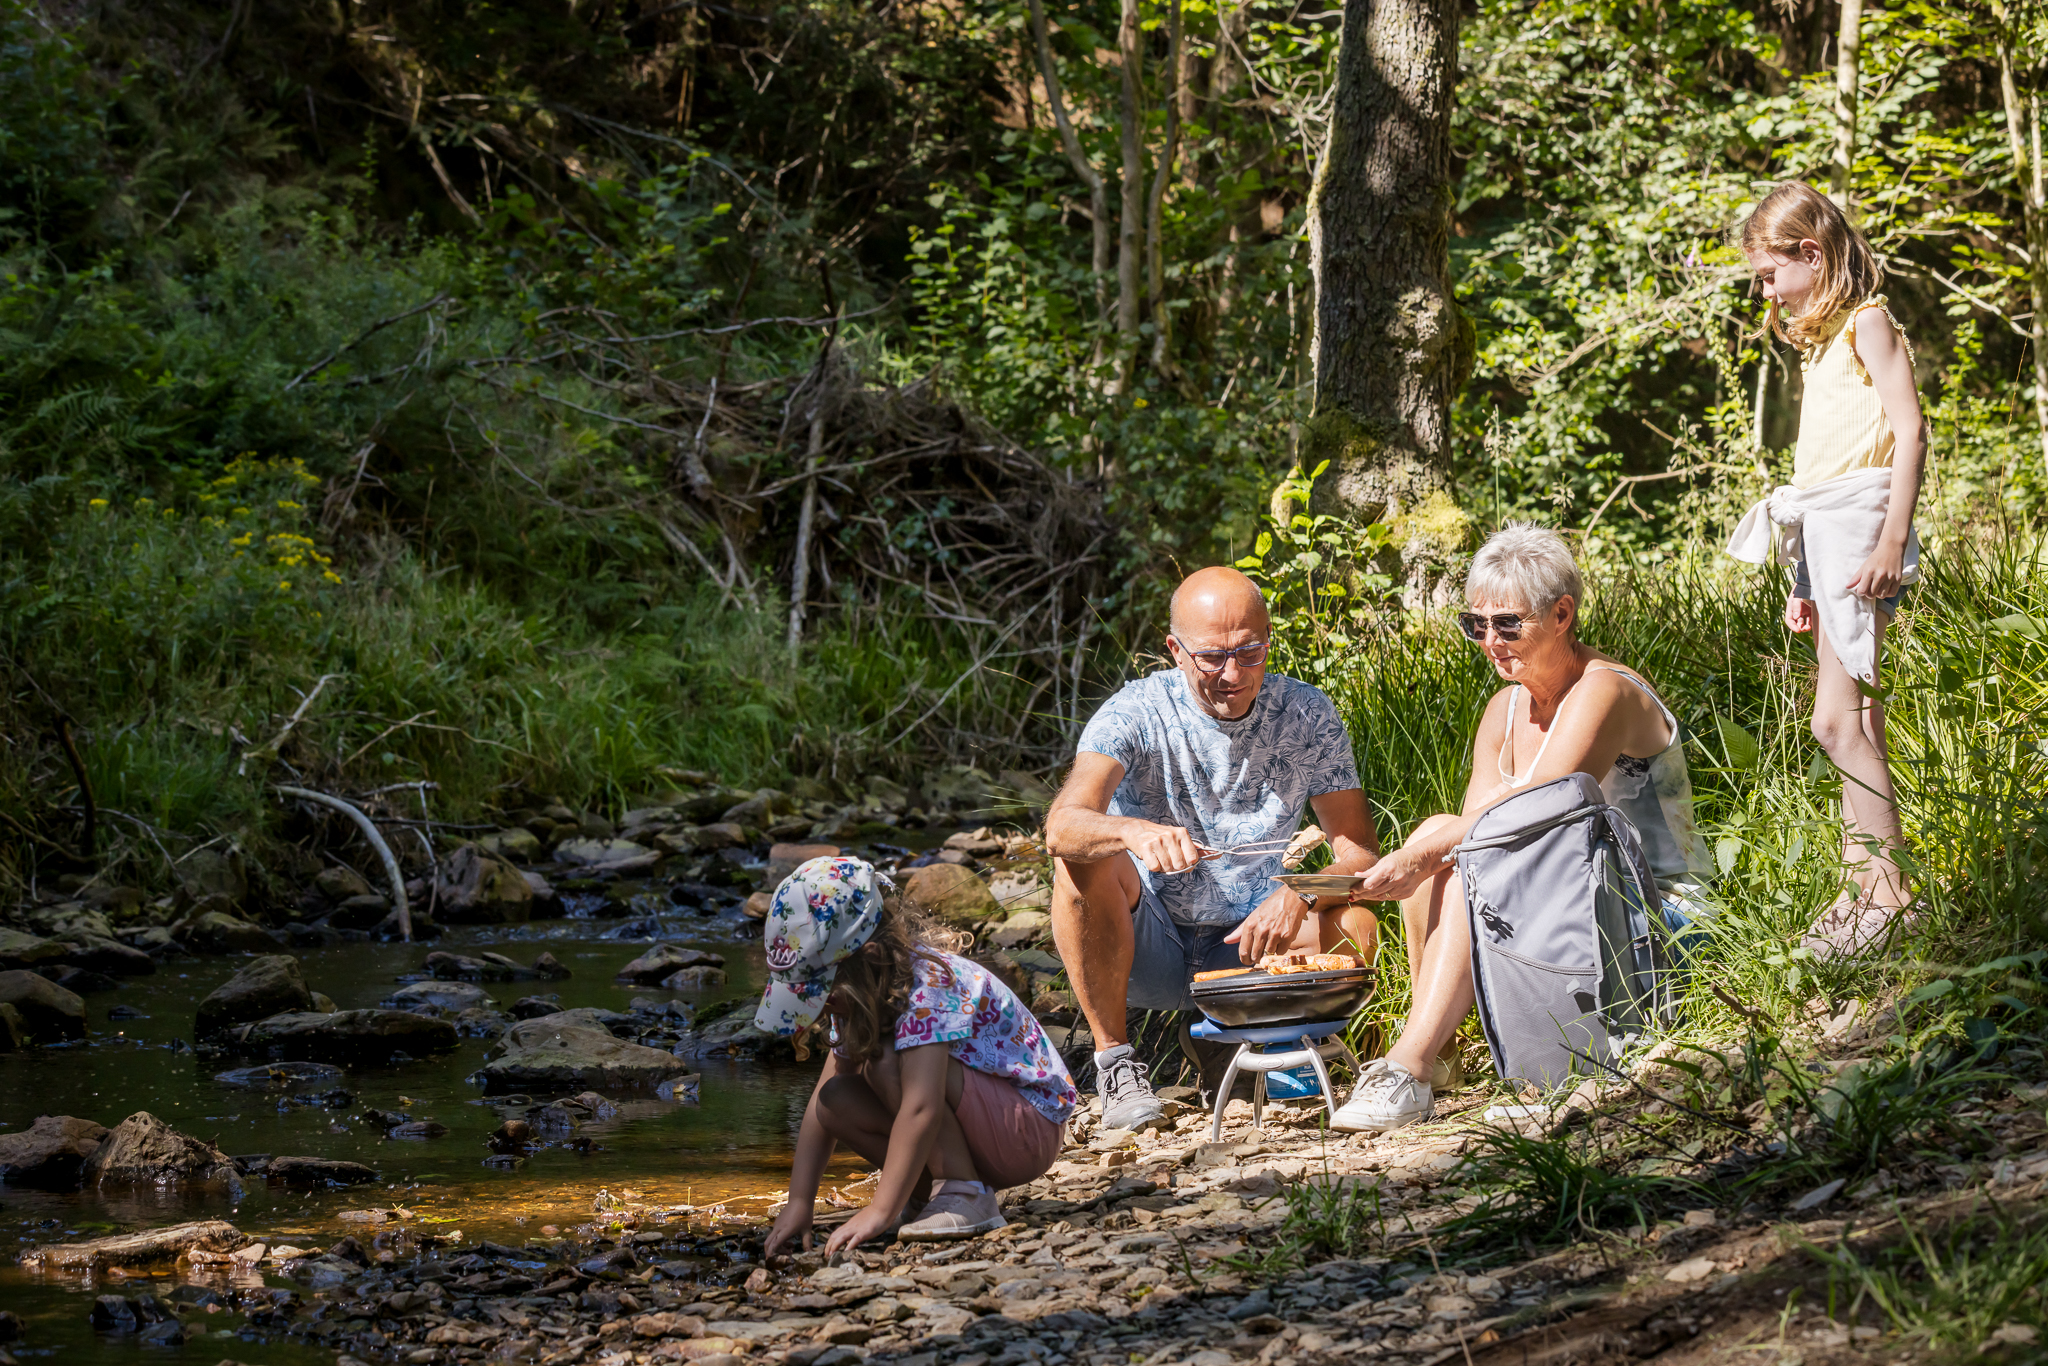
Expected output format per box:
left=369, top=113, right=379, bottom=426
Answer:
left=0, top=918, right=843, bottom=1364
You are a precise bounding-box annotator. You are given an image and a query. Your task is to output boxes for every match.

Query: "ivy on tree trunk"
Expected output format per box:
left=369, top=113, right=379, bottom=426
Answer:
left=1305, top=0, right=1473, bottom=544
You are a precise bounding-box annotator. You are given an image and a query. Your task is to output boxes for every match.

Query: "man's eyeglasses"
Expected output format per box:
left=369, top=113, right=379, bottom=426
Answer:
left=1456, top=612, right=1532, bottom=643
left=1171, top=637, right=1269, bottom=673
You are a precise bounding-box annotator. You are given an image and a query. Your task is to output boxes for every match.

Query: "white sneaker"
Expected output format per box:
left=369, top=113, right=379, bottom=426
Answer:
left=1331, top=1059, right=1433, bottom=1134
left=897, top=1180, right=1006, bottom=1241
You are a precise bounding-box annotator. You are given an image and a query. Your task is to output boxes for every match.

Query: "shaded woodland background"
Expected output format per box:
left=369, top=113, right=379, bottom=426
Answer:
left=2, top=0, right=2045, bottom=884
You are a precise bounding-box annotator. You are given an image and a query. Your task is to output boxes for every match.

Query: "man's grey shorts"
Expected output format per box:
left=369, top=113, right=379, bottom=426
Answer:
left=1127, top=863, right=1247, bottom=1012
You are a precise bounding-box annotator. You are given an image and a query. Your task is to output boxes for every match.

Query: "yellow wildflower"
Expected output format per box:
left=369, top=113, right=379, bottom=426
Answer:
left=88, top=498, right=108, bottom=510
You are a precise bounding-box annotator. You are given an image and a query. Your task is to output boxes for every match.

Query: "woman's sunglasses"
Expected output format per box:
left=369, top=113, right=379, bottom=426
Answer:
left=1456, top=611, right=1531, bottom=642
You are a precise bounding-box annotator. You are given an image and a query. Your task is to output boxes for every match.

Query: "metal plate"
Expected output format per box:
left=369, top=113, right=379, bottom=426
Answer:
left=1272, top=872, right=1371, bottom=896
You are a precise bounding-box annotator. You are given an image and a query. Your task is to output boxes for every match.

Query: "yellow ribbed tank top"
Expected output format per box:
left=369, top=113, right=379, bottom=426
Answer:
left=1792, top=294, right=1913, bottom=490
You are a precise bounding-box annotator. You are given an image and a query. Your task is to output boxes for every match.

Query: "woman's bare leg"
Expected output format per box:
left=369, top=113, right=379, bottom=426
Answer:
left=1384, top=815, right=1475, bottom=1079
left=1810, top=611, right=1908, bottom=911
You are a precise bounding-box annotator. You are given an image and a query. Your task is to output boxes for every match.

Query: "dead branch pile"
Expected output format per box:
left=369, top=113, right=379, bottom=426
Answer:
left=542, top=317, right=1125, bottom=767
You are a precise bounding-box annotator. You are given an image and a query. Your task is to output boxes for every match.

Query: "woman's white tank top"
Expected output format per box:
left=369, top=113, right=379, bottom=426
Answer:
left=1498, top=664, right=1713, bottom=889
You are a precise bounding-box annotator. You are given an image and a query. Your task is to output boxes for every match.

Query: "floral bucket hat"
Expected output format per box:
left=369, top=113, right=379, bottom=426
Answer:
left=753, top=856, right=891, bottom=1037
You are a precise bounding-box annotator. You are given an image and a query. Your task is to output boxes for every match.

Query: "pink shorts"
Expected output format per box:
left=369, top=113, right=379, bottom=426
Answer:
left=955, top=1066, right=1062, bottom=1189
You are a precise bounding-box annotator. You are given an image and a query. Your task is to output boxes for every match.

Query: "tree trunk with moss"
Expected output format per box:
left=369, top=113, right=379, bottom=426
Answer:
left=1304, top=0, right=1472, bottom=560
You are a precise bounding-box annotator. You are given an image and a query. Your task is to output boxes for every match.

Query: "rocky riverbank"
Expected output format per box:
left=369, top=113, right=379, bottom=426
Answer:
left=13, top=1064, right=2048, bottom=1366
left=1, top=764, right=1070, bottom=1061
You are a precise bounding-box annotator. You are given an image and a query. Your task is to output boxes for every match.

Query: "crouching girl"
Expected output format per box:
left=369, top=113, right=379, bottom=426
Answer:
left=759, top=857, right=1076, bottom=1257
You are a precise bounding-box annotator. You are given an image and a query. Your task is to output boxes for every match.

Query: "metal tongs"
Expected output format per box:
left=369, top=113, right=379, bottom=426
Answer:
left=1192, top=837, right=1298, bottom=859
left=1151, top=835, right=1299, bottom=874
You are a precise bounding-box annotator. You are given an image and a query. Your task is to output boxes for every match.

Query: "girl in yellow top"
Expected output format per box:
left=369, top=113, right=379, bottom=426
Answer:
left=1737, top=181, right=1924, bottom=953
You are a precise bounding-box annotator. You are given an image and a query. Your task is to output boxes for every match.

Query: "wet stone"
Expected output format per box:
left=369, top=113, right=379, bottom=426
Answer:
left=268, top=1156, right=379, bottom=1186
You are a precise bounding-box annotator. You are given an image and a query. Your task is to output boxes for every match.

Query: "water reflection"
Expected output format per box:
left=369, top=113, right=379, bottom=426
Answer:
left=0, top=922, right=850, bottom=1362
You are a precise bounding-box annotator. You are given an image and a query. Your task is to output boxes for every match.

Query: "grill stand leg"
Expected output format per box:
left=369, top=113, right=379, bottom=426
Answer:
left=1209, top=1045, right=1249, bottom=1143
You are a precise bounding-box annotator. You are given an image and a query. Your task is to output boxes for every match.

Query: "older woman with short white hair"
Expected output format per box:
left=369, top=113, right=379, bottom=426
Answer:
left=1331, top=525, right=1712, bottom=1134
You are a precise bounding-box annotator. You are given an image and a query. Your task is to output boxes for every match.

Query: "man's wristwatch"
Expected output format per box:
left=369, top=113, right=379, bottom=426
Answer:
left=1294, top=890, right=1320, bottom=914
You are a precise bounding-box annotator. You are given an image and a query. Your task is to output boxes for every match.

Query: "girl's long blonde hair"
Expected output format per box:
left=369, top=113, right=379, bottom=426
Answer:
left=1738, top=181, right=1882, bottom=351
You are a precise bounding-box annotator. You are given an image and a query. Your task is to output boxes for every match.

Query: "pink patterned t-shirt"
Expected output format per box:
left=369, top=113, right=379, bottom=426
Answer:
left=891, top=951, right=1077, bottom=1126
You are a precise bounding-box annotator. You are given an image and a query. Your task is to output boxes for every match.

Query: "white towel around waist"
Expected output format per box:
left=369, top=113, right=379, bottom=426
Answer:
left=1726, top=466, right=1919, bottom=684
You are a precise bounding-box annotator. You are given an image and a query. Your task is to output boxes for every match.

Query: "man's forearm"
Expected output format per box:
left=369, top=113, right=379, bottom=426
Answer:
left=1045, top=805, right=1145, bottom=861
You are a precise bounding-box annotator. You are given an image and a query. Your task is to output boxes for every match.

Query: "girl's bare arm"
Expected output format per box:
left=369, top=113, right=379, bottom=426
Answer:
left=1850, top=307, right=1925, bottom=600
left=765, top=1053, right=841, bottom=1258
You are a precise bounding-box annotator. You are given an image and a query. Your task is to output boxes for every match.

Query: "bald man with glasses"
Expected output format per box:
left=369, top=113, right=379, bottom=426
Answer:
left=1044, top=566, right=1382, bottom=1129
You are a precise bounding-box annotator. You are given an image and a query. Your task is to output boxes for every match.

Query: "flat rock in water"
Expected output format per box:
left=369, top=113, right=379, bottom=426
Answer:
left=232, top=1009, right=460, bottom=1063
left=386, top=980, right=492, bottom=1014
left=214, top=1061, right=345, bottom=1088
left=386, top=1120, right=447, bottom=1140
left=678, top=1010, right=797, bottom=1063
left=555, top=837, right=656, bottom=868
left=478, top=1019, right=692, bottom=1092
left=424, top=950, right=565, bottom=982
left=0, top=969, right=87, bottom=1041
left=268, top=1156, right=379, bottom=1186
left=659, top=966, right=726, bottom=991
left=20, top=1219, right=243, bottom=1269
left=615, top=944, right=726, bottom=984
left=83, top=1112, right=237, bottom=1186
left=195, top=954, right=315, bottom=1037
left=0, top=1114, right=111, bottom=1188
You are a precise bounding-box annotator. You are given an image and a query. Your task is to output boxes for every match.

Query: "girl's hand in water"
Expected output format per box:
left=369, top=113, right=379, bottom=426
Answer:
left=1783, top=595, right=1816, bottom=634
left=822, top=1202, right=895, bottom=1259
left=763, top=1205, right=814, bottom=1261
